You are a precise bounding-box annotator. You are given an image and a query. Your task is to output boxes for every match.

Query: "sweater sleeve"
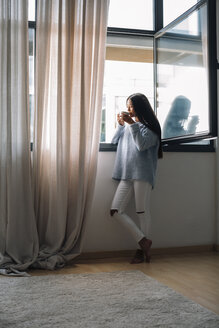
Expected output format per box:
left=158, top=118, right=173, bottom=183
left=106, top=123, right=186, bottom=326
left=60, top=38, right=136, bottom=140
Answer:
left=129, top=123, right=158, bottom=151
left=111, top=124, right=125, bottom=144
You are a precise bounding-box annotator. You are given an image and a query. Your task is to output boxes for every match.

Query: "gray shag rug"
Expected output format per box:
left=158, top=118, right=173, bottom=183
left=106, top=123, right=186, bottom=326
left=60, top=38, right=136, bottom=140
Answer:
left=0, top=270, right=219, bottom=328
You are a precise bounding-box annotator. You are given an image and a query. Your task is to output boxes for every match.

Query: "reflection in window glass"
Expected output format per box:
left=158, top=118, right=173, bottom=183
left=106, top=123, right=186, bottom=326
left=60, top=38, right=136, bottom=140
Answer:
left=101, top=37, right=154, bottom=143
left=156, top=4, right=209, bottom=139
left=164, top=0, right=199, bottom=36
left=170, top=11, right=199, bottom=36
left=28, top=0, right=36, bottom=21
left=108, top=0, right=153, bottom=30
left=163, top=0, right=198, bottom=27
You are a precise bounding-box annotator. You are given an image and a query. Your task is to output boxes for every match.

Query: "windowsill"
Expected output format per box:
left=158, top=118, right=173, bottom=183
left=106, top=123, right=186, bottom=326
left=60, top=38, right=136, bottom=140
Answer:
left=99, top=141, right=215, bottom=152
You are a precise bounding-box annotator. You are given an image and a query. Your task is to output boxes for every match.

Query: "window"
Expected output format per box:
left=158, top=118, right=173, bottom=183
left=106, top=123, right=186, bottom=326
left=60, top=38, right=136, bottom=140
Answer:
left=156, top=3, right=209, bottom=140
left=163, top=0, right=198, bottom=27
left=29, top=28, right=35, bottom=143
left=28, top=0, right=36, bottom=21
left=102, top=35, right=154, bottom=143
left=28, top=0, right=36, bottom=144
left=27, top=1, right=217, bottom=152
left=100, top=0, right=217, bottom=151
left=155, top=0, right=217, bottom=145
left=108, top=0, right=154, bottom=30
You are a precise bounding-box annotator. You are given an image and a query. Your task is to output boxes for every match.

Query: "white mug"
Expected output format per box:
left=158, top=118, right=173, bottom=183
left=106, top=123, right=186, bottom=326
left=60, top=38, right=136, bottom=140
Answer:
left=120, top=111, right=129, bottom=115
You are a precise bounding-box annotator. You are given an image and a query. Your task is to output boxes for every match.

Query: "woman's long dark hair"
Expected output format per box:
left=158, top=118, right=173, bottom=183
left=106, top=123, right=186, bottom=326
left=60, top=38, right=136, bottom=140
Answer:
left=127, top=93, right=163, bottom=159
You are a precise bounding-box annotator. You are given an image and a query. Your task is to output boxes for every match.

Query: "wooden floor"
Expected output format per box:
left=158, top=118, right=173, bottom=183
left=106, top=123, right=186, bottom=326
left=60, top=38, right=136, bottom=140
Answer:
left=30, top=251, right=219, bottom=315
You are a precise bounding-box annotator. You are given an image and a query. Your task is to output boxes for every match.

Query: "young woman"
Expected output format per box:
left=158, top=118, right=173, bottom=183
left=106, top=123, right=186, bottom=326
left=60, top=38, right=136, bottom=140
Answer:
left=110, top=93, right=163, bottom=264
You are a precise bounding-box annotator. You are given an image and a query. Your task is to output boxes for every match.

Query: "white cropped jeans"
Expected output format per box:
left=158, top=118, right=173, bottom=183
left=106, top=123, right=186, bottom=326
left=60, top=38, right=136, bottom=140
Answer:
left=111, top=180, right=152, bottom=244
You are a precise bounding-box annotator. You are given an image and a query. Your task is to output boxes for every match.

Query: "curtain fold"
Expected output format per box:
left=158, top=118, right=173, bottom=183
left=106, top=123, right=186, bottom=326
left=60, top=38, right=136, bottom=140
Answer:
left=0, top=0, right=109, bottom=273
left=0, top=0, right=39, bottom=274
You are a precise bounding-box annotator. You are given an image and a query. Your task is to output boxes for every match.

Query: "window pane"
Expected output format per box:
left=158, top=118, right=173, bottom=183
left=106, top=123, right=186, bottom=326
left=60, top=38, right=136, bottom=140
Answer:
left=163, top=0, right=198, bottom=27
left=29, top=29, right=35, bottom=142
left=169, top=12, right=199, bottom=36
left=108, top=0, right=153, bottom=30
left=101, top=36, right=154, bottom=143
left=156, top=4, right=209, bottom=140
left=28, top=0, right=36, bottom=21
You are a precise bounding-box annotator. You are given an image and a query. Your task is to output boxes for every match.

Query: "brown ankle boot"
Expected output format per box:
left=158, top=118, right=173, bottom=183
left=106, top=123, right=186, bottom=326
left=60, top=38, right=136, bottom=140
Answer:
left=130, top=249, right=144, bottom=264
left=138, top=237, right=152, bottom=263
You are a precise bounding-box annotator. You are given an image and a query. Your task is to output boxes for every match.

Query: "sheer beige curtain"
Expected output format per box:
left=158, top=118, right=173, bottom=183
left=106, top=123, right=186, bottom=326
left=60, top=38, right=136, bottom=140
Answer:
left=0, top=0, right=109, bottom=274
left=33, top=0, right=109, bottom=269
left=0, top=0, right=39, bottom=275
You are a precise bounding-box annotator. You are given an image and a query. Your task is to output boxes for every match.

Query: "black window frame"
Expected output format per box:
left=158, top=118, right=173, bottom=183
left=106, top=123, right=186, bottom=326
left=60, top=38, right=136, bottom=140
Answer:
left=100, top=0, right=217, bottom=152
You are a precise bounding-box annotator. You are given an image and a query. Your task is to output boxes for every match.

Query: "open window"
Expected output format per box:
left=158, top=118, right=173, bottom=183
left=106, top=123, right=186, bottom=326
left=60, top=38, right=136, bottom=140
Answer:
left=155, top=0, right=217, bottom=145
left=100, top=0, right=217, bottom=151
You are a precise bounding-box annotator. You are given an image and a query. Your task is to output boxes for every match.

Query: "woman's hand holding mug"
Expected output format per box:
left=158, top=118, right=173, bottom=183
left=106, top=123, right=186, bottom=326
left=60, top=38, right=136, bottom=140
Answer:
left=120, top=111, right=135, bottom=125
left=117, top=113, right=125, bottom=126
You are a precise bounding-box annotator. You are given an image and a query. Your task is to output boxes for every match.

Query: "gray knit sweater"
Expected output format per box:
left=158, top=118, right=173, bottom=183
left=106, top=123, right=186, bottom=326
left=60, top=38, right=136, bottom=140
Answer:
left=111, top=122, right=159, bottom=188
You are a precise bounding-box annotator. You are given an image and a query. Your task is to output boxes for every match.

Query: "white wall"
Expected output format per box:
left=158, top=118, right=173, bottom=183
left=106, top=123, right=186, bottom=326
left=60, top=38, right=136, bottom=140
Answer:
left=83, top=151, right=216, bottom=252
